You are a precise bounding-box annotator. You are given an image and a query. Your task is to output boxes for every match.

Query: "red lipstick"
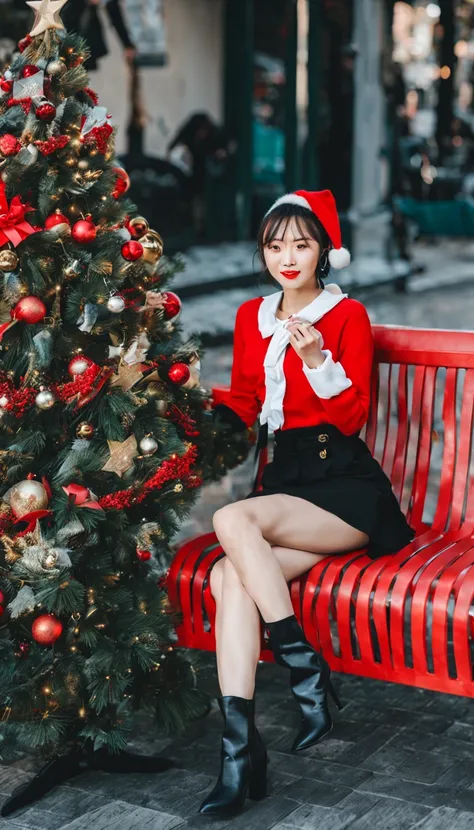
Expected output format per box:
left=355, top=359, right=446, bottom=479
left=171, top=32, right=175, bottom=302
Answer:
left=281, top=270, right=300, bottom=279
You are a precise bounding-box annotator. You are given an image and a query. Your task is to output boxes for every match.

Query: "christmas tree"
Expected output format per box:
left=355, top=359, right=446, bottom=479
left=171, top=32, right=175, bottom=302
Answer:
left=0, top=1, right=251, bottom=814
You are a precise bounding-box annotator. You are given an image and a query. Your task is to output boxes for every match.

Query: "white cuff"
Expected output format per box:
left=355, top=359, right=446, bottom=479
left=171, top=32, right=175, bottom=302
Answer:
left=303, top=350, right=352, bottom=399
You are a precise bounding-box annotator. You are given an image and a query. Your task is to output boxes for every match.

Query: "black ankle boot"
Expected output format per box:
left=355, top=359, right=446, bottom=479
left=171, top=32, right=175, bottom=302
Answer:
left=198, top=696, right=267, bottom=816
left=267, top=615, right=342, bottom=752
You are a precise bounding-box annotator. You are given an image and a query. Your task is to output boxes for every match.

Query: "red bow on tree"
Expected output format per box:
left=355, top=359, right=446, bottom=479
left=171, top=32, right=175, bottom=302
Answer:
left=0, top=181, right=38, bottom=247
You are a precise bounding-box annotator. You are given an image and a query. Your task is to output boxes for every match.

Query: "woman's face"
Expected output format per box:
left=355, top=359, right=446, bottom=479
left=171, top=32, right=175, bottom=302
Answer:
left=263, top=217, right=321, bottom=291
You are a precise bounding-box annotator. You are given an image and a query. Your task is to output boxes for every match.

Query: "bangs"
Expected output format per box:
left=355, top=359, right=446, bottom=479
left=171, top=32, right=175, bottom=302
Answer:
left=261, top=210, right=320, bottom=246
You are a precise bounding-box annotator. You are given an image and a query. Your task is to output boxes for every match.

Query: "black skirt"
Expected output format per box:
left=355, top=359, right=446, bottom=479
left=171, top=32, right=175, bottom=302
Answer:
left=246, top=424, right=415, bottom=560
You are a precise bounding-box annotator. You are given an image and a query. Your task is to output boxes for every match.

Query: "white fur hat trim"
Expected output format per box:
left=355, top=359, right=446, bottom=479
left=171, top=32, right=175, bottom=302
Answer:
left=265, top=193, right=311, bottom=214
left=328, top=247, right=351, bottom=269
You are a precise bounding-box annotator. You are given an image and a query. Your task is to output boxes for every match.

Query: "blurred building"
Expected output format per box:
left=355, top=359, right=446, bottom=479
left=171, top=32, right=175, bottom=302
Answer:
left=1, top=0, right=402, bottom=262
left=90, top=0, right=394, bottom=253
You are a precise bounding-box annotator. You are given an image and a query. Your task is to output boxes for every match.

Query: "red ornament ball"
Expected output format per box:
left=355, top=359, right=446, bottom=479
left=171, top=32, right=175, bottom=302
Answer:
left=72, top=219, right=97, bottom=244
left=21, top=64, right=40, bottom=78
left=18, top=35, right=33, bottom=53
left=0, top=134, right=21, bottom=157
left=32, top=614, right=63, bottom=646
left=168, top=362, right=191, bottom=386
left=137, top=549, right=152, bottom=561
left=0, top=78, right=13, bottom=94
left=12, top=296, right=46, bottom=324
left=45, top=212, right=71, bottom=232
left=112, top=167, right=130, bottom=198
left=161, top=292, right=182, bottom=320
left=121, top=240, right=143, bottom=261
left=36, top=102, right=56, bottom=122
left=68, top=355, right=94, bottom=377
left=0, top=590, right=4, bottom=604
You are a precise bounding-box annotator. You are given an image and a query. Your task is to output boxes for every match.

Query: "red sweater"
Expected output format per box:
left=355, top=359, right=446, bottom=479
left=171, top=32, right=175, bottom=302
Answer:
left=216, top=295, right=374, bottom=436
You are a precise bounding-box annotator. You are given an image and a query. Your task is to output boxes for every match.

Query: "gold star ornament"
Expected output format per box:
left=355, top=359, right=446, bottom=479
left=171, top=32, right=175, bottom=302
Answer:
left=27, top=0, right=67, bottom=37
left=102, top=436, right=138, bottom=477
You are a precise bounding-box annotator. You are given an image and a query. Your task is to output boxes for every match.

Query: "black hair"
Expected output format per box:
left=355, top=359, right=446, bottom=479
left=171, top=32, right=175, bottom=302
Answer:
left=257, top=203, right=331, bottom=285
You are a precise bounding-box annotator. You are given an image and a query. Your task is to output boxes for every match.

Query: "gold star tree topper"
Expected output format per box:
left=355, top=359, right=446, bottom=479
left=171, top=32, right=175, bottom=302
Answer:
left=27, top=0, right=68, bottom=38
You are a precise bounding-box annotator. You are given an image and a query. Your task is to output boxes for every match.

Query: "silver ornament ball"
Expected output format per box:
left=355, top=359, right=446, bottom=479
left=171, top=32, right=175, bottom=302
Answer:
left=139, top=435, right=159, bottom=456
left=46, top=59, right=66, bottom=76
left=0, top=395, right=9, bottom=408
left=77, top=159, right=89, bottom=170
left=35, top=389, right=56, bottom=410
left=107, top=295, right=125, bottom=314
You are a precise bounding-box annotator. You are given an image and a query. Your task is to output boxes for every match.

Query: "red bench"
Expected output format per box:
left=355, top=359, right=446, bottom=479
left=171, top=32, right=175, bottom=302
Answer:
left=168, top=325, right=474, bottom=698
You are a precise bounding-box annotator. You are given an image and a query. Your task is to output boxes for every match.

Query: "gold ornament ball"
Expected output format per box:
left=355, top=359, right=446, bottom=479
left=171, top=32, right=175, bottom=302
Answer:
left=0, top=249, right=19, bottom=272
left=128, top=216, right=149, bottom=238
left=144, top=382, right=164, bottom=401
left=46, top=59, right=66, bottom=76
left=10, top=479, right=49, bottom=518
left=174, top=483, right=184, bottom=493
left=139, top=230, right=164, bottom=265
left=77, top=159, right=89, bottom=170
left=76, top=422, right=95, bottom=440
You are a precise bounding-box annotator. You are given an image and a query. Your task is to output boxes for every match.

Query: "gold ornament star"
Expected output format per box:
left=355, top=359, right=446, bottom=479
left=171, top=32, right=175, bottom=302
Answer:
left=109, top=362, right=145, bottom=393
left=27, top=0, right=67, bottom=37
left=102, top=436, right=138, bottom=477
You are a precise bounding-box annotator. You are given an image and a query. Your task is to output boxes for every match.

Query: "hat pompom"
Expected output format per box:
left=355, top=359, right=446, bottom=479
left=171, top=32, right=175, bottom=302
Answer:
left=328, top=247, right=351, bottom=269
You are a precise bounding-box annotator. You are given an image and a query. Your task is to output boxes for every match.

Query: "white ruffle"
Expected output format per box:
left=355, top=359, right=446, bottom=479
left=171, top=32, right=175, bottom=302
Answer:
left=302, top=350, right=352, bottom=399
left=258, top=288, right=347, bottom=433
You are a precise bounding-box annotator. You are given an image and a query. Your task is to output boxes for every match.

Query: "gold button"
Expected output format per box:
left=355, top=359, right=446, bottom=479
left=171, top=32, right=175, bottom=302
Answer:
left=319, top=449, right=327, bottom=459
left=318, top=434, right=329, bottom=443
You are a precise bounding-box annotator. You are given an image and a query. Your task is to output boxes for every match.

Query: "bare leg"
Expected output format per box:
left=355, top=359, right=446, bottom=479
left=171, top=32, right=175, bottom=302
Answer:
left=210, top=545, right=333, bottom=698
left=213, top=494, right=368, bottom=624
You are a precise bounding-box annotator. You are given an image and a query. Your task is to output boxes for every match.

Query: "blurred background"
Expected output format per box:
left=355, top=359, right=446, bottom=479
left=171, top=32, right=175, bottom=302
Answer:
left=1, top=0, right=474, bottom=309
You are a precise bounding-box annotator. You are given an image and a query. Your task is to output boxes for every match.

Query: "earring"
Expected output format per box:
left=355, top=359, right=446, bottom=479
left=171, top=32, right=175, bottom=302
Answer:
left=319, top=251, right=328, bottom=273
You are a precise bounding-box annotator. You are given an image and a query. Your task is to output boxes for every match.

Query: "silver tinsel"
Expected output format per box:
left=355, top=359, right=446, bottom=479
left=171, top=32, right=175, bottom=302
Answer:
left=56, top=517, right=85, bottom=544
left=33, top=330, right=54, bottom=369
left=78, top=302, right=99, bottom=333
left=3, top=271, right=22, bottom=304
left=16, top=541, right=71, bottom=576
left=8, top=586, right=36, bottom=619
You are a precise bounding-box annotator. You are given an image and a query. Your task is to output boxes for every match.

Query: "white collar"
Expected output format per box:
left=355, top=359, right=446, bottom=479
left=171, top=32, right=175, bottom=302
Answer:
left=257, top=285, right=347, bottom=432
left=258, top=285, right=347, bottom=339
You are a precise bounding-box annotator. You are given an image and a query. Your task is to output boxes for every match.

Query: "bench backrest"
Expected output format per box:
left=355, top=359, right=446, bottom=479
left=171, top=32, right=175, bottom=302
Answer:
left=368, top=325, right=474, bottom=535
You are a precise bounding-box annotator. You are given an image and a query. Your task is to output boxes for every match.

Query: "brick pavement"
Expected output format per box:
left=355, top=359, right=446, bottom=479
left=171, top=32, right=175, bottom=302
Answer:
left=2, top=251, right=474, bottom=829
left=2, top=666, right=474, bottom=829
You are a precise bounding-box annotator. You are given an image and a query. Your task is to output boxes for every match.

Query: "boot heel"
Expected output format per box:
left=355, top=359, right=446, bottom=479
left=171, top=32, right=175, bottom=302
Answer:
left=328, top=681, right=343, bottom=710
left=248, top=757, right=267, bottom=801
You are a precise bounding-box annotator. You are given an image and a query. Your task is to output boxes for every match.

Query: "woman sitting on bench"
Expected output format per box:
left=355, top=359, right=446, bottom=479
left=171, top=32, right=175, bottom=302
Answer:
left=199, top=190, right=414, bottom=817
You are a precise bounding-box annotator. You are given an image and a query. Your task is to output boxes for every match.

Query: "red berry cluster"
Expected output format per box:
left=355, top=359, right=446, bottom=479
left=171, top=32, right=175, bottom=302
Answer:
left=99, top=444, right=199, bottom=511
left=35, top=135, right=70, bottom=155
left=53, top=363, right=101, bottom=402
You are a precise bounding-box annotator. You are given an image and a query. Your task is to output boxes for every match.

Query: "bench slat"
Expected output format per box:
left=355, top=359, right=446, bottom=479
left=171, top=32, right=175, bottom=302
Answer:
left=169, top=325, right=474, bottom=697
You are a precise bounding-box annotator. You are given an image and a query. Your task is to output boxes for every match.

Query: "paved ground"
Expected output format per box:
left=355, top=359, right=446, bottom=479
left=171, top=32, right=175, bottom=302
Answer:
left=2, top=666, right=474, bottom=830
left=2, top=238, right=474, bottom=829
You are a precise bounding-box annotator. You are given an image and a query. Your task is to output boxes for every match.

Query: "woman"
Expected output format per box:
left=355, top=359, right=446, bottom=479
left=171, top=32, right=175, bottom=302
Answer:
left=200, top=190, right=414, bottom=817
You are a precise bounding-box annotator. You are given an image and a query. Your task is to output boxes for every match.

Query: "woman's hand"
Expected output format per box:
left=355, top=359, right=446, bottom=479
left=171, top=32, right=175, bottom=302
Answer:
left=287, top=319, right=326, bottom=369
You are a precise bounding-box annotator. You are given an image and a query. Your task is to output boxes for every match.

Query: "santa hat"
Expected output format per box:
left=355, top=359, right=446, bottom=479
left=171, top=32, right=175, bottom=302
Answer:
left=265, top=189, right=351, bottom=269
